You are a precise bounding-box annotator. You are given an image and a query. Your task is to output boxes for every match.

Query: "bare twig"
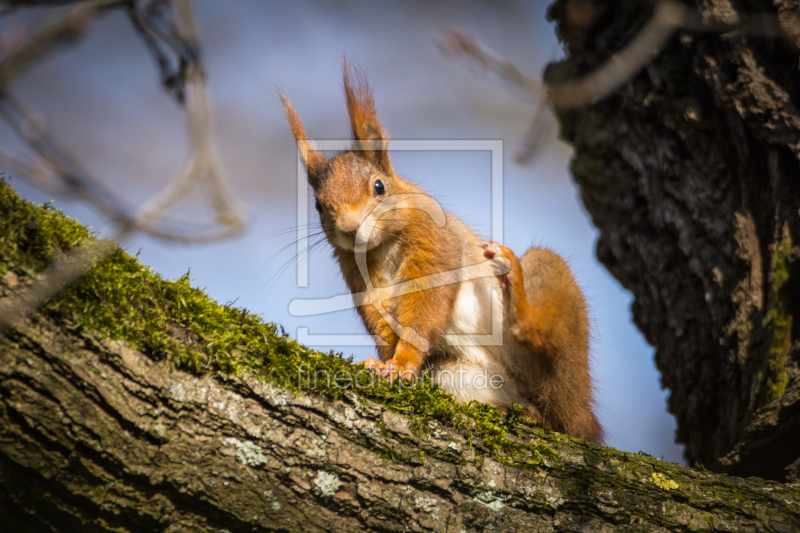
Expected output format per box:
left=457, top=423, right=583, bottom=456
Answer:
left=0, top=2, right=114, bottom=94
left=0, top=1, right=247, bottom=243
left=0, top=0, right=249, bottom=331
left=1, top=97, right=131, bottom=222
left=440, top=0, right=800, bottom=112
left=0, top=231, right=124, bottom=332
left=439, top=0, right=800, bottom=168
left=514, top=98, right=556, bottom=164
left=0, top=97, right=235, bottom=242
left=437, top=26, right=546, bottom=103
left=0, top=96, right=246, bottom=243
left=136, top=0, right=247, bottom=232
left=548, top=0, right=687, bottom=109
left=127, top=0, right=190, bottom=103
left=437, top=29, right=555, bottom=161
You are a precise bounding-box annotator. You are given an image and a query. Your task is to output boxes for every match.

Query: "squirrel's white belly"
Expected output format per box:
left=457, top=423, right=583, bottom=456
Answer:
left=434, top=277, right=527, bottom=408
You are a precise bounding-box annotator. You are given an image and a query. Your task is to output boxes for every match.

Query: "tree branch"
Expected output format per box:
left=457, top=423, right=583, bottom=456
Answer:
left=1, top=159, right=799, bottom=533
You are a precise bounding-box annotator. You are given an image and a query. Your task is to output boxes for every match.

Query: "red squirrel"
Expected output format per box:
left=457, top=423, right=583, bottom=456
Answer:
left=280, top=63, right=603, bottom=443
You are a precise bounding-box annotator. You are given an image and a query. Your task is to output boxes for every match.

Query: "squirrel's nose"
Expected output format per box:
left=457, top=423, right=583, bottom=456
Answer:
left=336, top=216, right=360, bottom=237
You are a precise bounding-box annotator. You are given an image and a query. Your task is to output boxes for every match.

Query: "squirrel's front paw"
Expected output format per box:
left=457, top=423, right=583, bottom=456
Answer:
left=481, top=241, right=514, bottom=290
left=361, top=356, right=417, bottom=381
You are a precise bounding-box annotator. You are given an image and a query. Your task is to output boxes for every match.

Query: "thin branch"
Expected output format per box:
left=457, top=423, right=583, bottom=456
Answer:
left=0, top=1, right=116, bottom=95
left=436, top=26, right=546, bottom=104
left=0, top=96, right=243, bottom=242
left=0, top=0, right=245, bottom=332
left=439, top=0, right=800, bottom=112
left=436, top=29, right=555, bottom=161
left=0, top=231, right=124, bottom=332
left=548, top=0, right=686, bottom=109
left=514, top=98, right=555, bottom=164
left=135, top=0, right=248, bottom=232
left=127, top=0, right=189, bottom=103
left=0, top=97, right=132, bottom=224
left=0, top=1, right=248, bottom=243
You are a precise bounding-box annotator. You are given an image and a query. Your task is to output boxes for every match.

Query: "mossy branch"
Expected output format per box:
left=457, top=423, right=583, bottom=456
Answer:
left=1, top=179, right=799, bottom=531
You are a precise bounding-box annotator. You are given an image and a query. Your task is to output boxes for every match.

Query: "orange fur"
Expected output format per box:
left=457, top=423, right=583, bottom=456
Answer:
left=484, top=243, right=602, bottom=443
left=342, top=60, right=391, bottom=173
left=278, top=91, right=326, bottom=181
left=279, top=63, right=603, bottom=444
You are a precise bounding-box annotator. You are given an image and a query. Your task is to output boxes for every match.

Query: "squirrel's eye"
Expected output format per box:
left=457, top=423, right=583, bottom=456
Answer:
left=373, top=179, right=385, bottom=196
left=314, top=198, right=322, bottom=213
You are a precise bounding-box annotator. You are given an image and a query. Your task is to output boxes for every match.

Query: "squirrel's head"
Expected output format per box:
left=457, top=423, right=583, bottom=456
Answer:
left=280, top=61, right=412, bottom=252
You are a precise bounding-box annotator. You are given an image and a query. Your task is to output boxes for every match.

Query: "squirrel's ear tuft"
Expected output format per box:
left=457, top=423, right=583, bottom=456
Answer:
left=342, top=59, right=393, bottom=174
left=278, top=91, right=326, bottom=185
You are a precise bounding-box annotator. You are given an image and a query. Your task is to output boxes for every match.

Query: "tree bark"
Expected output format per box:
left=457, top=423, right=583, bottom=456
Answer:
left=0, top=184, right=799, bottom=533
left=0, top=314, right=799, bottom=532
left=546, top=0, right=800, bottom=481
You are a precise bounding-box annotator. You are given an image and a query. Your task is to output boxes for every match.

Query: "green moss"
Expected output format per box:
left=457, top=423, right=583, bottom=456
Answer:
left=760, top=224, right=793, bottom=403
left=753, top=224, right=794, bottom=408
left=0, top=178, right=558, bottom=469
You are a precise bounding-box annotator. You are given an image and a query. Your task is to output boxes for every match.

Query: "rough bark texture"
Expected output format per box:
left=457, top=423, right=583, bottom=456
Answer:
left=546, top=0, right=800, bottom=480
left=1, top=314, right=800, bottom=532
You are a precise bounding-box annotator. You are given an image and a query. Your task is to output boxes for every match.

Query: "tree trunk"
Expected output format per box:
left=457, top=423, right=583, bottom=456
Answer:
left=546, top=0, right=800, bottom=481
left=1, top=180, right=800, bottom=530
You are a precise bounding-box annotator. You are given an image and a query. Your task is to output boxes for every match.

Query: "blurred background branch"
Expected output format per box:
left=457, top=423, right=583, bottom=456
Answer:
left=0, top=0, right=247, bottom=326
left=439, top=0, right=800, bottom=162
